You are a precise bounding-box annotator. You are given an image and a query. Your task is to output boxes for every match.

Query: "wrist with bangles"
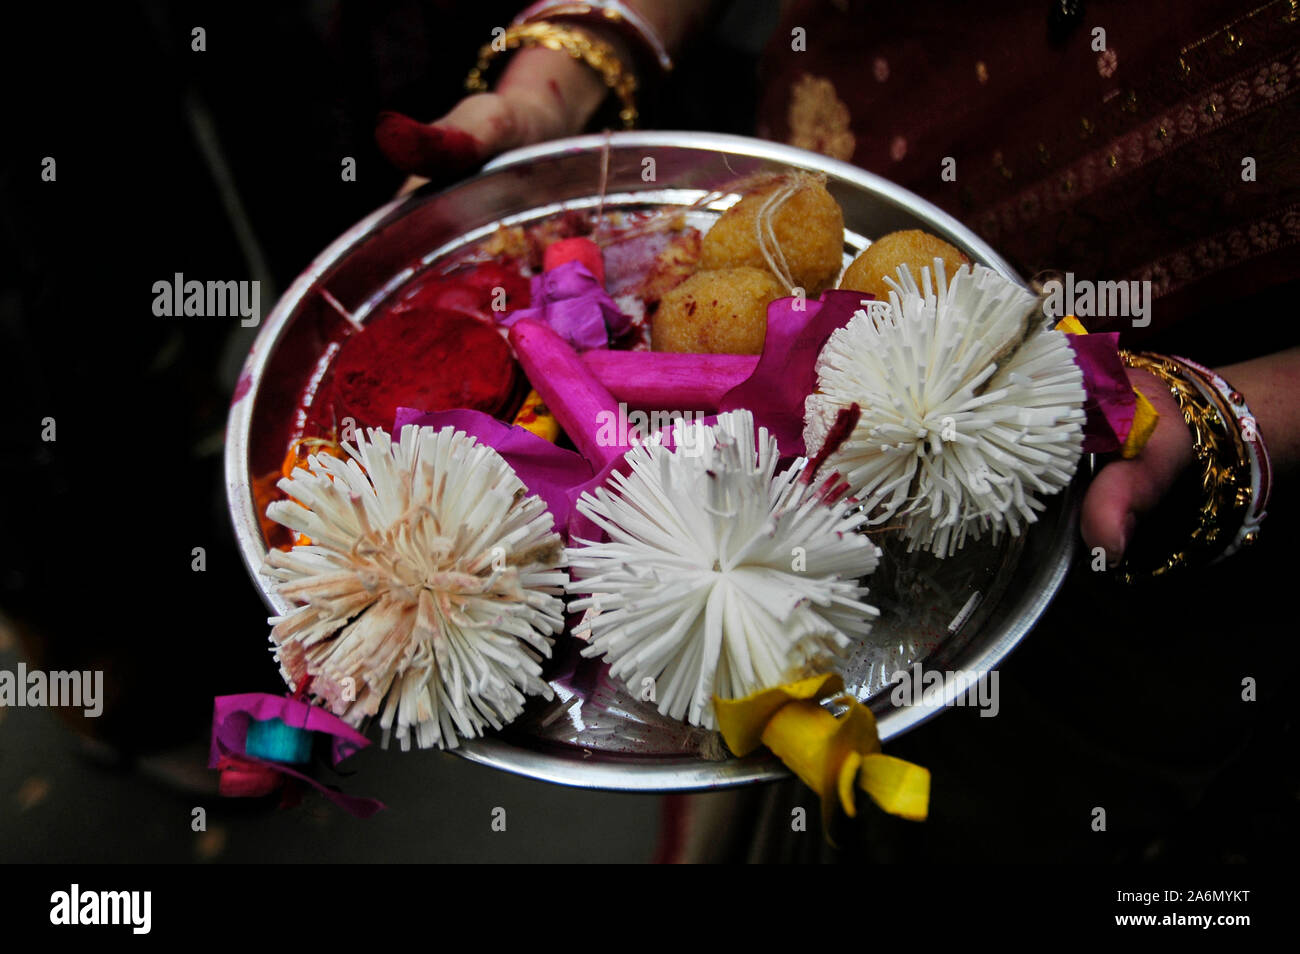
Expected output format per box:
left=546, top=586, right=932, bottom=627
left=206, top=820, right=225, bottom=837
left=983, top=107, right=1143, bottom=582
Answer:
left=466, top=2, right=673, bottom=129
left=1109, top=350, right=1271, bottom=583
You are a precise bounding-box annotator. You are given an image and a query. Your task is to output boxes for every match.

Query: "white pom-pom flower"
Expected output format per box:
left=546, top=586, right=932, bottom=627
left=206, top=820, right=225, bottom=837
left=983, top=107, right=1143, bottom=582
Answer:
left=263, top=425, right=568, bottom=750
left=804, top=261, right=1086, bottom=556
left=566, top=409, right=880, bottom=729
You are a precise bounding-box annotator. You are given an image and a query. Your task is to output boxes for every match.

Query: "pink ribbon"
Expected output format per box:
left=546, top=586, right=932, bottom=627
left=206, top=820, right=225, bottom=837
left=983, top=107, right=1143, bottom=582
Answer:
left=718, top=290, right=868, bottom=457
left=1064, top=332, right=1137, bottom=453
left=393, top=407, right=595, bottom=533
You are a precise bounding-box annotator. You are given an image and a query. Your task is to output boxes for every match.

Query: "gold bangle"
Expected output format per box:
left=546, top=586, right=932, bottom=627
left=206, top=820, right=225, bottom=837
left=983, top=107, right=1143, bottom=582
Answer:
left=1111, top=351, right=1252, bottom=582
left=465, top=21, right=638, bottom=129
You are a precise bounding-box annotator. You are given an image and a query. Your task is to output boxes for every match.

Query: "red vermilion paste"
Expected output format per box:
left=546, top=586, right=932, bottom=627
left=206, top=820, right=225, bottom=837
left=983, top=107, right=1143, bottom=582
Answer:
left=331, top=311, right=515, bottom=430
left=305, top=262, right=530, bottom=435
left=394, top=261, right=529, bottom=323
left=253, top=218, right=703, bottom=547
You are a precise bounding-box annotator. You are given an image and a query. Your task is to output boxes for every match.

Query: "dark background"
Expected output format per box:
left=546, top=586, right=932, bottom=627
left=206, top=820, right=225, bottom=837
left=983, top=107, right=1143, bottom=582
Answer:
left=0, top=1, right=1293, bottom=864
left=0, top=0, right=765, bottom=864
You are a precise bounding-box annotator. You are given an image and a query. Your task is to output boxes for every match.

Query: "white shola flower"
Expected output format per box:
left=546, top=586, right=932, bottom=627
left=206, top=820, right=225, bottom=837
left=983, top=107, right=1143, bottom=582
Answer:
left=804, top=260, right=1086, bottom=556
left=566, top=409, right=880, bottom=729
left=263, top=425, right=568, bottom=750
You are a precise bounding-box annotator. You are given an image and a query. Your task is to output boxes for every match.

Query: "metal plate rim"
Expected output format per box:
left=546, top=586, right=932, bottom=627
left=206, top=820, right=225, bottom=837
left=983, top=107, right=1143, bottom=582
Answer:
left=226, top=131, right=1078, bottom=793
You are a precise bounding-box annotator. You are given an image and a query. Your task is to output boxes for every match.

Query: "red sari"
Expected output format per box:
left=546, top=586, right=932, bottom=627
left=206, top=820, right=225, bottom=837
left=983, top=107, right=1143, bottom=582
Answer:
left=755, top=0, right=1300, bottom=358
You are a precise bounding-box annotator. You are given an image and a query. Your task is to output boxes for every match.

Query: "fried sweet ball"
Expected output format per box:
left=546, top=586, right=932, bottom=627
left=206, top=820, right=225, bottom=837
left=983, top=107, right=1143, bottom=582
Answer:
left=698, top=177, right=844, bottom=295
left=838, top=229, right=970, bottom=299
left=651, top=267, right=784, bottom=354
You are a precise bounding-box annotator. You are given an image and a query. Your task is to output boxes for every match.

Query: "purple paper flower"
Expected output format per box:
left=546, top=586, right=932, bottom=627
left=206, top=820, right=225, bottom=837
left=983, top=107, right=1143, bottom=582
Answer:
left=498, top=261, right=631, bottom=352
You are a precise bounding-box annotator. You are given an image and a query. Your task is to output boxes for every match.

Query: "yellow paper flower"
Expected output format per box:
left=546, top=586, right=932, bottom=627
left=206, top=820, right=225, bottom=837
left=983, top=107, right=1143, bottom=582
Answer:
left=715, top=673, right=930, bottom=832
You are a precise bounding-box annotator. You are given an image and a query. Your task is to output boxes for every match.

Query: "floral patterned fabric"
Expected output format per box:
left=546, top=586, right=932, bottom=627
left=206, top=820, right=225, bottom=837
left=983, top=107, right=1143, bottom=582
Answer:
left=757, top=0, right=1300, bottom=354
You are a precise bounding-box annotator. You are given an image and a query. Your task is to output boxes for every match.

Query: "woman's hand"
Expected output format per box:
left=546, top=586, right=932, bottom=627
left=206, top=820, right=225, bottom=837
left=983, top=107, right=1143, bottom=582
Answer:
left=374, top=3, right=710, bottom=193
left=376, top=46, right=615, bottom=195
left=1081, top=347, right=1299, bottom=564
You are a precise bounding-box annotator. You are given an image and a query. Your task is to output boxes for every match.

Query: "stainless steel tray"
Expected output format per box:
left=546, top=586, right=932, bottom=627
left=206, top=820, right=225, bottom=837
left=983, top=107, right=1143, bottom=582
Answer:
left=225, top=132, right=1077, bottom=792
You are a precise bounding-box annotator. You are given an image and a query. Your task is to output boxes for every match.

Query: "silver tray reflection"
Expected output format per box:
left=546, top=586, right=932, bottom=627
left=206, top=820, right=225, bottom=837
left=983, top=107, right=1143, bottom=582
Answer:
left=225, top=132, right=1077, bottom=792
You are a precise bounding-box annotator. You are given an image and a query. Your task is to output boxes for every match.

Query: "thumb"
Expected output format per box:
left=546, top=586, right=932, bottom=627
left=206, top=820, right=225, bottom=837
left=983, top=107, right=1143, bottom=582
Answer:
left=1079, top=460, right=1142, bottom=563
left=1079, top=368, right=1194, bottom=563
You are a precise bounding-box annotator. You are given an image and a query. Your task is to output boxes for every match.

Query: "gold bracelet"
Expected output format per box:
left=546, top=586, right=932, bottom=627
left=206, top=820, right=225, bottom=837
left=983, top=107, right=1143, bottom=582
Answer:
left=1111, top=351, right=1252, bottom=582
left=465, top=21, right=638, bottom=129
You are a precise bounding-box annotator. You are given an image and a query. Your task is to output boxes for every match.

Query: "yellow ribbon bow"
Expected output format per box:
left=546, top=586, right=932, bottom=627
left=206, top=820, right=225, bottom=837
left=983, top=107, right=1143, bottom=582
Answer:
left=714, top=673, right=930, bottom=834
